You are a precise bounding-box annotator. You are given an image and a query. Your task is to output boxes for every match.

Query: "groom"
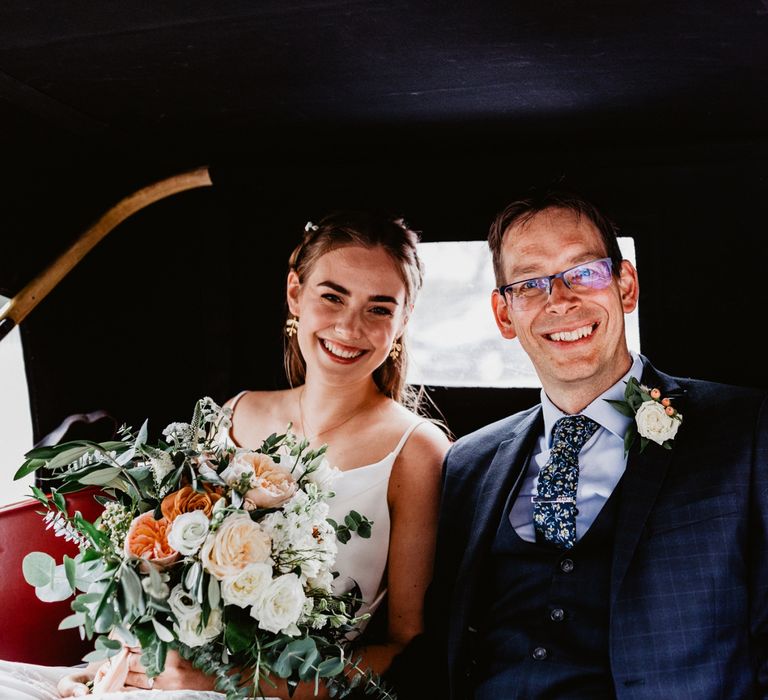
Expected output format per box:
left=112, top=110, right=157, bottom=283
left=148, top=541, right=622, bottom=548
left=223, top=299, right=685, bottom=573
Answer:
left=394, top=190, right=768, bottom=699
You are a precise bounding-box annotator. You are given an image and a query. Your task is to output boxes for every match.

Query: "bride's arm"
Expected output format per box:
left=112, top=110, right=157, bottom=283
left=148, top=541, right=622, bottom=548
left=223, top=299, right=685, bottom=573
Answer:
left=350, top=421, right=448, bottom=673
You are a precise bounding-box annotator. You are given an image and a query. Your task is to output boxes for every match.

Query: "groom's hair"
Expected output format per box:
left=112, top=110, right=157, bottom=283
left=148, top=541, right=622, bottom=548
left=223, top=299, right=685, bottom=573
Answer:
left=487, top=189, right=624, bottom=286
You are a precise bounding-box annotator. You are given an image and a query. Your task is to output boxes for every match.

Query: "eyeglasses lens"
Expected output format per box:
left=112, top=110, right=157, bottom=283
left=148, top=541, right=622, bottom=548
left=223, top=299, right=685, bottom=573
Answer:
left=505, top=259, right=613, bottom=310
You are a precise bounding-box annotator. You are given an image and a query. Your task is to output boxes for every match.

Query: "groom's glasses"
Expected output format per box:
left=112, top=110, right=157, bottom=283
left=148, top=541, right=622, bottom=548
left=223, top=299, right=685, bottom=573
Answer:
left=498, top=257, right=616, bottom=311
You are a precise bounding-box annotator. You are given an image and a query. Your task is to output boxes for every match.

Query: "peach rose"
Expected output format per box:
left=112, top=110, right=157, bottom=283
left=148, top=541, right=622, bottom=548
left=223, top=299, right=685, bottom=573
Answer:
left=161, top=484, right=222, bottom=522
left=233, top=452, right=297, bottom=509
left=201, top=513, right=272, bottom=580
left=124, top=512, right=179, bottom=570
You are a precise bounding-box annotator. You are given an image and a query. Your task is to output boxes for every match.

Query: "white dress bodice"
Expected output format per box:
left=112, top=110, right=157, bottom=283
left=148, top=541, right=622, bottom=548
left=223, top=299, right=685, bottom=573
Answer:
left=226, top=390, right=423, bottom=629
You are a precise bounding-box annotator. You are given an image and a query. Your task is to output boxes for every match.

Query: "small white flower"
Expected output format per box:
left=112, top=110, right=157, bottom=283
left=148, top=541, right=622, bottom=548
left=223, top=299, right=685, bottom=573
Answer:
left=221, top=562, right=273, bottom=608
left=162, top=422, right=192, bottom=445
left=167, top=510, right=210, bottom=556
left=635, top=400, right=681, bottom=445
left=250, top=573, right=306, bottom=634
left=150, top=452, right=174, bottom=485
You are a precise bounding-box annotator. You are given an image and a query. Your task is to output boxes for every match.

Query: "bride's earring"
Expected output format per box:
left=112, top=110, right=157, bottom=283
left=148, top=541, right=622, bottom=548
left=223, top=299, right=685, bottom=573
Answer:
left=389, top=339, right=402, bottom=361
left=285, top=316, right=299, bottom=337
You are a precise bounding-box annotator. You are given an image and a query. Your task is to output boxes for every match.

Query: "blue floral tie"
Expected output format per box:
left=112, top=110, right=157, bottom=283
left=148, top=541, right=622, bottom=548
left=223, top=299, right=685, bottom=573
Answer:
left=533, top=415, right=600, bottom=549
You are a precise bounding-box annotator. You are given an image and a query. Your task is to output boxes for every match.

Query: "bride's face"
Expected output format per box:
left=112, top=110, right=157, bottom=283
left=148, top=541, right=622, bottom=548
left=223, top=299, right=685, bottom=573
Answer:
left=287, top=244, right=409, bottom=385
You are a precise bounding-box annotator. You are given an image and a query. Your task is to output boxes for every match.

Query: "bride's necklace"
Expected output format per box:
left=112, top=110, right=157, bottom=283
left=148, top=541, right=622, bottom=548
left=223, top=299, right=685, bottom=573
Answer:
left=298, top=387, right=371, bottom=442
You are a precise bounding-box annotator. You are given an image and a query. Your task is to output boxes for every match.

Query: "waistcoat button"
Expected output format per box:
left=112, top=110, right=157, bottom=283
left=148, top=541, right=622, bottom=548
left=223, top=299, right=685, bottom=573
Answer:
left=550, top=607, right=565, bottom=622
left=560, top=558, right=575, bottom=573
left=532, top=646, right=548, bottom=661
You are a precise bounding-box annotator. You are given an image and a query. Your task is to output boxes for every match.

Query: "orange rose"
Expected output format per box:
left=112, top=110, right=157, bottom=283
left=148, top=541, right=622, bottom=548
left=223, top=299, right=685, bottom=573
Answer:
left=161, top=485, right=222, bottom=522
left=124, top=512, right=179, bottom=570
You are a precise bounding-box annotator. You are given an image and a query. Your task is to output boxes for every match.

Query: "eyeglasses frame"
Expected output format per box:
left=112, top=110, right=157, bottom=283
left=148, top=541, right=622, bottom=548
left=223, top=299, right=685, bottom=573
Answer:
left=497, top=257, right=617, bottom=310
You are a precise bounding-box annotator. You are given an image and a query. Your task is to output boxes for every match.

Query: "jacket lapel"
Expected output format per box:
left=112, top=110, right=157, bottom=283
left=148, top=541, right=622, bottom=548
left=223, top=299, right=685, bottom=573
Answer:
left=449, top=408, right=542, bottom=653
left=610, top=360, right=685, bottom=607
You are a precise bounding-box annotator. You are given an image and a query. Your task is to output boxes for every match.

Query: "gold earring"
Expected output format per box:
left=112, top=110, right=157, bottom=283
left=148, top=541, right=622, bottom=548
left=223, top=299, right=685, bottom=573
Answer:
left=285, top=316, right=299, bottom=337
left=389, top=339, right=402, bottom=361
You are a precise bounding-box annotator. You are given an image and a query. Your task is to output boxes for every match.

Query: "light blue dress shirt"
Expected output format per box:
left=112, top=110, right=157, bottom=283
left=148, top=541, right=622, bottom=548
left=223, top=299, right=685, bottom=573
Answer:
left=509, top=353, right=645, bottom=542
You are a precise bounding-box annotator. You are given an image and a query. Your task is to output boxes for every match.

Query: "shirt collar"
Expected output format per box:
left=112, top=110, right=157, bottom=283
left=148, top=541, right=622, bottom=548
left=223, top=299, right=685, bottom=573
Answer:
left=540, top=352, right=645, bottom=445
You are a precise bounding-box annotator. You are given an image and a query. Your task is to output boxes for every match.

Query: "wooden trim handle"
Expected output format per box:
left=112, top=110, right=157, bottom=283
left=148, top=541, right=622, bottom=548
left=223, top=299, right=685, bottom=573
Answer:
left=0, top=166, right=213, bottom=329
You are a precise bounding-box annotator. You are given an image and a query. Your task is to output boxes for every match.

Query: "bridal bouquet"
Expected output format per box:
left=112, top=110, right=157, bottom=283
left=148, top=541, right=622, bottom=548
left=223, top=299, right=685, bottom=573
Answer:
left=15, top=397, right=392, bottom=699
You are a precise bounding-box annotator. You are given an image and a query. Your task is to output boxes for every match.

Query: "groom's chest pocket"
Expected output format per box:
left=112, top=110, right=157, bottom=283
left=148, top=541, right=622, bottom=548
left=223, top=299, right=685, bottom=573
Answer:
left=645, top=492, right=740, bottom=540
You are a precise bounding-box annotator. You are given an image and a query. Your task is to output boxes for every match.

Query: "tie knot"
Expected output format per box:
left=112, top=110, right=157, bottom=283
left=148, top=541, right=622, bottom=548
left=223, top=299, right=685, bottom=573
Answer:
left=551, top=415, right=600, bottom=453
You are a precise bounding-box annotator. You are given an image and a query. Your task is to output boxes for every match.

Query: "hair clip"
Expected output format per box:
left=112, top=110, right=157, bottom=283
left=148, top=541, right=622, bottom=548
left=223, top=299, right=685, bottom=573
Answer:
left=304, top=221, right=319, bottom=232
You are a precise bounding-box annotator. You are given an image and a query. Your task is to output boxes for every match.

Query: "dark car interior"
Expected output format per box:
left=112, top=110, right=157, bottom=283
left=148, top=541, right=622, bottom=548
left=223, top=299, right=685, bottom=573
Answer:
left=0, top=0, right=767, bottom=669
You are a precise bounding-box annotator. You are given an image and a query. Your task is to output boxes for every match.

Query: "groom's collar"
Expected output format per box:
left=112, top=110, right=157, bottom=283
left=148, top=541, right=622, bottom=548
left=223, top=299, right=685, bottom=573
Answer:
left=539, top=352, right=644, bottom=445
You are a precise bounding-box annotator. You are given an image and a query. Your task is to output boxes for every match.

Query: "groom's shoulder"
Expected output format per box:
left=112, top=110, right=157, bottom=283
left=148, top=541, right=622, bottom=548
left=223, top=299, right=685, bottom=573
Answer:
left=447, top=404, right=540, bottom=464
left=659, top=369, right=766, bottom=411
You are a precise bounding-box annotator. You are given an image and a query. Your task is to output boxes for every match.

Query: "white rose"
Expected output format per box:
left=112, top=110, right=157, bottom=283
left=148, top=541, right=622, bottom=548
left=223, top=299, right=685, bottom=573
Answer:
left=168, top=584, right=200, bottom=620
left=635, top=400, right=681, bottom=445
left=221, top=562, right=273, bottom=608
left=307, top=569, right=334, bottom=593
left=174, top=606, right=224, bottom=648
left=250, top=573, right=306, bottom=634
left=305, top=457, right=341, bottom=492
left=167, top=510, right=210, bottom=556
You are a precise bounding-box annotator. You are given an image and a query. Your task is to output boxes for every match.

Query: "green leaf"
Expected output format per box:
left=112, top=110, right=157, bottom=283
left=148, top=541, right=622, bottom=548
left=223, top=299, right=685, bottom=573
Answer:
left=36, top=564, right=74, bottom=602
left=316, top=657, right=345, bottom=677
left=298, top=646, right=321, bottom=681
left=13, top=458, right=47, bottom=481
left=51, top=489, right=67, bottom=512
left=151, top=617, right=175, bottom=643
left=23, top=552, right=56, bottom=587
left=63, top=555, right=77, bottom=591
left=58, top=612, right=86, bottom=630
left=225, top=618, right=256, bottom=654
left=624, top=423, right=637, bottom=455
left=46, top=445, right=93, bottom=471
left=356, top=522, right=372, bottom=539
left=120, top=564, right=144, bottom=613
left=95, top=636, right=122, bottom=651
left=78, top=467, right=123, bottom=486
left=604, top=399, right=635, bottom=418
left=336, top=528, right=351, bottom=545
left=207, top=574, right=221, bottom=610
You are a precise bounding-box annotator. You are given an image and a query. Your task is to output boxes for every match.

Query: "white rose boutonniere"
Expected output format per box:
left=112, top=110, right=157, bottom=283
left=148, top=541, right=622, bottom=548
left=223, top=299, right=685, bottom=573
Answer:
left=607, top=376, right=683, bottom=454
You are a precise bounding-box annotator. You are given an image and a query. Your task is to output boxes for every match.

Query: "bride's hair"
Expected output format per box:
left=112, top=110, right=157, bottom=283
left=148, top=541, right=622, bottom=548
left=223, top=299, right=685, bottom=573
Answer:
left=284, top=210, right=424, bottom=407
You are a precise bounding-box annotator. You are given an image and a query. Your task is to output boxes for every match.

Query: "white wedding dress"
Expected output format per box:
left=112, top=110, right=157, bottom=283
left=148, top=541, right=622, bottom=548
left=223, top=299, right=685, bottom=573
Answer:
left=0, top=400, right=422, bottom=700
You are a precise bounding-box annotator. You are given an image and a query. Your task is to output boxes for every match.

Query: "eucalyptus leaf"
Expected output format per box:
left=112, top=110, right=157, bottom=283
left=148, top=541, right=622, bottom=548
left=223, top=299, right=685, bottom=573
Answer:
left=95, top=636, right=122, bottom=651
left=316, top=657, right=345, bottom=677
left=36, top=565, right=74, bottom=602
left=58, top=612, right=86, bottom=630
left=22, top=552, right=55, bottom=587
left=207, top=574, right=221, bottom=610
left=63, top=555, right=77, bottom=591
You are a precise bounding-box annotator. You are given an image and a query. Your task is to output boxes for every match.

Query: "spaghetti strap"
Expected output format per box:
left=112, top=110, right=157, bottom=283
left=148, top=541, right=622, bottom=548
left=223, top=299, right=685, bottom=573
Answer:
left=224, top=390, right=249, bottom=448
left=391, top=420, right=427, bottom=459
left=228, top=390, right=248, bottom=412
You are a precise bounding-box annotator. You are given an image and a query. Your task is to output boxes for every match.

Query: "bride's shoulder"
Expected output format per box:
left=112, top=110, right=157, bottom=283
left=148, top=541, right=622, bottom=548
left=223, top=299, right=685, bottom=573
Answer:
left=225, top=388, right=296, bottom=416
left=224, top=388, right=298, bottom=448
left=389, top=403, right=452, bottom=468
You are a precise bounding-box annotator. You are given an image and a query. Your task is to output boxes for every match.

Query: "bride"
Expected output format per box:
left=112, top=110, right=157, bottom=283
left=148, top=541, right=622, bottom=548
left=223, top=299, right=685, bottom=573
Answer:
left=0, top=210, right=450, bottom=699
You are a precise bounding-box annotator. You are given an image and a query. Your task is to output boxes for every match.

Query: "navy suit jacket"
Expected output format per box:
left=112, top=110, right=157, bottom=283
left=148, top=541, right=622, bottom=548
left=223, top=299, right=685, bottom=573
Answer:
left=393, top=361, right=768, bottom=699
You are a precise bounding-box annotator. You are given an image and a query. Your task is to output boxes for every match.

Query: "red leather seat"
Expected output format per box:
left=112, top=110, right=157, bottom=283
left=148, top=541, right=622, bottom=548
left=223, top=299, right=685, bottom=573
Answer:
left=0, top=489, right=103, bottom=665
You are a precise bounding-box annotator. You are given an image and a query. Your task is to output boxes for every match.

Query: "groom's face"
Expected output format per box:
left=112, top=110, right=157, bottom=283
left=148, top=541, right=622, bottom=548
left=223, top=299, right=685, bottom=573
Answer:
left=491, top=206, right=638, bottom=399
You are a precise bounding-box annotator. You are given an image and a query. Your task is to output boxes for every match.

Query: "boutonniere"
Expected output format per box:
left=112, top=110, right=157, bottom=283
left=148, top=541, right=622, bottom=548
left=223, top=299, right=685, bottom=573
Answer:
left=606, top=376, right=683, bottom=454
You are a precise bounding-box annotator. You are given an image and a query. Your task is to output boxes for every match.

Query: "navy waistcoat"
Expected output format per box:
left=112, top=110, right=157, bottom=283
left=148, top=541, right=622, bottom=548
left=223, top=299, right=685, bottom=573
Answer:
left=473, top=482, right=623, bottom=700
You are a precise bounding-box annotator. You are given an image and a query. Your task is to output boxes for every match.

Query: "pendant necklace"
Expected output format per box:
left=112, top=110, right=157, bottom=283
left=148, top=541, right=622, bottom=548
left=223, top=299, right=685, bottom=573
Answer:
left=298, top=387, right=370, bottom=442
